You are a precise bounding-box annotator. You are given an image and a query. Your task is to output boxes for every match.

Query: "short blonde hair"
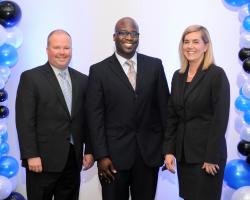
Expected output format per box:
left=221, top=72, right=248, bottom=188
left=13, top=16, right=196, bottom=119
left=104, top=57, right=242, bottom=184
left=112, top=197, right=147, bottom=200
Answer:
left=47, top=29, right=71, bottom=47
left=179, top=25, right=215, bottom=73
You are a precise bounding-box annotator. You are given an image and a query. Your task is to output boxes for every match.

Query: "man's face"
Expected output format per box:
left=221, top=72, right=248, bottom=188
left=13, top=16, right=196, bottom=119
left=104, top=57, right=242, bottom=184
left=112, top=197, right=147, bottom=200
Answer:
left=113, top=19, right=139, bottom=59
left=46, top=32, right=72, bottom=69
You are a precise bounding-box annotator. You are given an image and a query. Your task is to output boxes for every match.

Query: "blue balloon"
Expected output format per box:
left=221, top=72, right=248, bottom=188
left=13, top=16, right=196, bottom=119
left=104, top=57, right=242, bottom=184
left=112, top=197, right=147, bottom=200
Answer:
left=244, top=110, right=250, bottom=124
left=224, top=0, right=250, bottom=7
left=0, top=43, right=18, bottom=67
left=244, top=15, right=250, bottom=31
left=240, top=87, right=244, bottom=95
left=0, top=105, right=9, bottom=118
left=224, top=159, right=250, bottom=189
left=0, top=89, right=7, bottom=102
left=5, top=192, right=26, bottom=200
left=0, top=1, right=22, bottom=27
left=235, top=95, right=250, bottom=111
left=0, top=142, right=8, bottom=154
left=0, top=156, right=19, bottom=178
left=0, top=131, right=8, bottom=142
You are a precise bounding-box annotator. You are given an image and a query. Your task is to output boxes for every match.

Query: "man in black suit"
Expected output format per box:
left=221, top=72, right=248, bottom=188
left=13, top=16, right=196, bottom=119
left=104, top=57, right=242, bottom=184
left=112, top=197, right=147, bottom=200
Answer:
left=15, top=29, right=94, bottom=200
left=86, top=17, right=170, bottom=200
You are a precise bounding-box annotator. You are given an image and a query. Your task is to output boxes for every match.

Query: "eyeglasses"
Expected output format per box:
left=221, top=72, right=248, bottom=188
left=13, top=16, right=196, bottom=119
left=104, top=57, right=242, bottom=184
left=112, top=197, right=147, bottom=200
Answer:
left=116, top=31, right=140, bottom=38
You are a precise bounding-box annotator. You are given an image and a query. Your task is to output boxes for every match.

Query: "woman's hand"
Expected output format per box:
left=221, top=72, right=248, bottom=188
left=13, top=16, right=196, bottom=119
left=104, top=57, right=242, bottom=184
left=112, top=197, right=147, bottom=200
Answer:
left=202, top=162, right=219, bottom=176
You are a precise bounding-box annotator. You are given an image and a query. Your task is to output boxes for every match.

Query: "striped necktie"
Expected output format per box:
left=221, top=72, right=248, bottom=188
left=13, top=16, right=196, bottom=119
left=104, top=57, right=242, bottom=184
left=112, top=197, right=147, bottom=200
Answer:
left=126, top=60, right=136, bottom=90
left=59, top=71, right=72, bottom=114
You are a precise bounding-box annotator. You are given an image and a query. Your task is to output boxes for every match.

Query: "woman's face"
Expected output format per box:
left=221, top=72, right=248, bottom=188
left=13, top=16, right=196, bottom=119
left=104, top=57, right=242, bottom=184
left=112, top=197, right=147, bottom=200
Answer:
left=182, top=31, right=208, bottom=65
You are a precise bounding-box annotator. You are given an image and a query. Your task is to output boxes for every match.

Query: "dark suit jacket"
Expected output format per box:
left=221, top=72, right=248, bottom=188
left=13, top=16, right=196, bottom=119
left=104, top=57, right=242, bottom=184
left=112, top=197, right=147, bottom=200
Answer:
left=163, top=64, right=230, bottom=164
left=86, top=53, right=170, bottom=170
left=16, top=62, right=90, bottom=172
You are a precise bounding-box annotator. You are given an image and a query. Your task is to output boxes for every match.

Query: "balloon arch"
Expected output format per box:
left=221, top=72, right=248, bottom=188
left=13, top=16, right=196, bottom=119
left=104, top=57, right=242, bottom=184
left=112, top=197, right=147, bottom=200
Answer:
left=0, top=0, right=25, bottom=199
left=223, top=0, right=250, bottom=199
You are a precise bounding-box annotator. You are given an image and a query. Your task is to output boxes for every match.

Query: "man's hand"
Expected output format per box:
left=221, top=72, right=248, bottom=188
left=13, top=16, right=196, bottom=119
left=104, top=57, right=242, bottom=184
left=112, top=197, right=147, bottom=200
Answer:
left=164, top=154, right=176, bottom=174
left=82, top=154, right=94, bottom=170
left=97, top=157, right=117, bottom=183
left=28, top=157, right=43, bottom=173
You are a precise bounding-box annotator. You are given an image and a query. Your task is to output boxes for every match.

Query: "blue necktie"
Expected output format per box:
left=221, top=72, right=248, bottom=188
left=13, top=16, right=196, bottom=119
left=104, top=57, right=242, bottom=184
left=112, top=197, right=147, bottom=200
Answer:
left=59, top=71, right=72, bottom=114
left=59, top=71, right=74, bottom=144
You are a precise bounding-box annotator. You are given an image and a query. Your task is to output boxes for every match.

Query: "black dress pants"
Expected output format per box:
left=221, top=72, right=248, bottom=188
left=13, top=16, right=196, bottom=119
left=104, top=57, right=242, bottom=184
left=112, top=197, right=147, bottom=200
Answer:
left=100, top=149, right=159, bottom=200
left=26, top=145, right=80, bottom=200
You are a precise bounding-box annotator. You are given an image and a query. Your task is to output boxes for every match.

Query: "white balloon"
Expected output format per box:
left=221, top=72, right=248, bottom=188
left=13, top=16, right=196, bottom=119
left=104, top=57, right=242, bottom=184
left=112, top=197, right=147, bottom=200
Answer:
left=242, top=81, right=250, bottom=99
left=0, top=25, right=7, bottom=47
left=231, top=186, right=250, bottom=200
left=237, top=72, right=249, bottom=88
left=9, top=176, right=17, bottom=191
left=0, top=123, right=7, bottom=136
left=0, top=176, right=12, bottom=200
left=0, top=77, right=5, bottom=90
left=5, top=27, right=23, bottom=48
left=235, top=117, right=246, bottom=133
left=0, top=66, right=10, bottom=83
left=240, top=31, right=250, bottom=48
left=239, top=4, right=250, bottom=22
left=240, top=125, right=250, bottom=142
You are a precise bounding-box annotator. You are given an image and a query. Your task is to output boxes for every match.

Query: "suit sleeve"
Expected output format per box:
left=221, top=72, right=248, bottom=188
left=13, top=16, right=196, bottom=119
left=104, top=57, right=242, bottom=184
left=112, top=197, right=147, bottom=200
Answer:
left=162, top=71, right=179, bottom=155
left=15, top=72, right=39, bottom=160
left=83, top=104, right=93, bottom=155
left=205, top=68, right=230, bottom=163
left=85, top=66, right=109, bottom=160
left=157, top=61, right=170, bottom=132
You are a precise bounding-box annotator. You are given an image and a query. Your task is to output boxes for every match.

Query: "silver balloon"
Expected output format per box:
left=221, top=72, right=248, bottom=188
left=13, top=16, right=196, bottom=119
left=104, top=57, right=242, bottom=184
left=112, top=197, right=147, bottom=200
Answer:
left=0, top=66, right=10, bottom=83
left=242, top=81, right=250, bottom=99
left=240, top=31, right=250, bottom=48
left=231, top=186, right=250, bottom=200
left=237, top=72, right=249, bottom=88
left=5, top=27, right=23, bottom=48
left=0, top=77, right=5, bottom=90
left=239, top=4, right=250, bottom=22
left=9, top=176, right=17, bottom=191
left=240, top=125, right=250, bottom=142
left=235, top=116, right=246, bottom=133
left=0, top=175, right=12, bottom=200
left=0, top=25, right=7, bottom=46
left=0, top=122, right=7, bottom=139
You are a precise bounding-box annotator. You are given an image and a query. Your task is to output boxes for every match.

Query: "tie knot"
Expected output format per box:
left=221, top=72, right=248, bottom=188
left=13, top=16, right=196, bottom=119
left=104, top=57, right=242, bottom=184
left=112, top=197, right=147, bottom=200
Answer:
left=59, top=71, right=67, bottom=79
left=126, top=60, right=134, bottom=67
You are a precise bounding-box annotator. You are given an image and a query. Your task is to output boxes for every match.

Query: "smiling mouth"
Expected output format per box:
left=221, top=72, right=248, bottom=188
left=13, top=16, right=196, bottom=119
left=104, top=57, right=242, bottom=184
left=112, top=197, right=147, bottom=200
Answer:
left=124, top=43, right=134, bottom=48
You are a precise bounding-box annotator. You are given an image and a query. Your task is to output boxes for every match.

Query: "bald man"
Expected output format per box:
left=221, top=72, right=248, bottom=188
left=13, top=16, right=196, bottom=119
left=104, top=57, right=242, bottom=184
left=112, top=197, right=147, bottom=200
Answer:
left=86, top=17, right=170, bottom=200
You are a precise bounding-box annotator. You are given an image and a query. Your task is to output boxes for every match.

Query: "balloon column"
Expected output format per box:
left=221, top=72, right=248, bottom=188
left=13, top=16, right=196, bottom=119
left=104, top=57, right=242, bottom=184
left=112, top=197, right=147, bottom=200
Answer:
left=223, top=0, right=250, bottom=199
left=0, top=1, right=25, bottom=199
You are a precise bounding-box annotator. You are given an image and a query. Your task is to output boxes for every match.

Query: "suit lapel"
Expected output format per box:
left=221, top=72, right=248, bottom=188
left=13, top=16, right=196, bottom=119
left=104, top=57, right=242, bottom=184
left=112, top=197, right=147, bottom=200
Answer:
left=69, top=68, right=77, bottom=118
left=108, top=54, right=135, bottom=91
left=135, top=54, right=145, bottom=93
left=43, top=63, right=71, bottom=117
left=184, top=67, right=206, bottom=101
left=177, top=70, right=186, bottom=106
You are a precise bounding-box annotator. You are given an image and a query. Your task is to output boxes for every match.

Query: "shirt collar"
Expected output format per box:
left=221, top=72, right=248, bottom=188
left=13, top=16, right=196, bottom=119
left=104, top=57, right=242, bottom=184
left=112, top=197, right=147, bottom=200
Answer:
left=115, top=52, right=137, bottom=66
left=50, top=64, right=69, bottom=76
